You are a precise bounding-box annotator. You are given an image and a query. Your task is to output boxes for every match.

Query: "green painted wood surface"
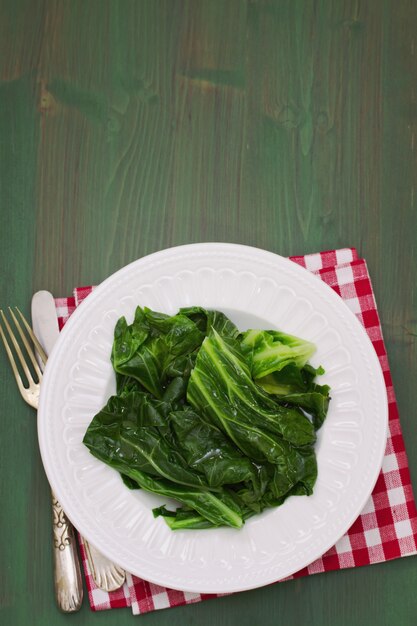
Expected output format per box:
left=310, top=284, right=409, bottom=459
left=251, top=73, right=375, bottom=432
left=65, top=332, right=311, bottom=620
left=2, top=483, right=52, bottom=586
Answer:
left=1, top=1, right=417, bottom=624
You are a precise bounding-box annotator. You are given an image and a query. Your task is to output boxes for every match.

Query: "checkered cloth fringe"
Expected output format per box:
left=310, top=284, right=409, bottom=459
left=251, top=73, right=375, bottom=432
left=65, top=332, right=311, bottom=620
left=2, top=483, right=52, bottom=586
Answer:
left=55, top=248, right=417, bottom=615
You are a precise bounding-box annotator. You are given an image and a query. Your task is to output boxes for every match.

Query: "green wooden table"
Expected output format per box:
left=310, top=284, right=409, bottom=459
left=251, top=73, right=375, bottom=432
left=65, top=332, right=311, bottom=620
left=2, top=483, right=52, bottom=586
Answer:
left=1, top=1, right=417, bottom=624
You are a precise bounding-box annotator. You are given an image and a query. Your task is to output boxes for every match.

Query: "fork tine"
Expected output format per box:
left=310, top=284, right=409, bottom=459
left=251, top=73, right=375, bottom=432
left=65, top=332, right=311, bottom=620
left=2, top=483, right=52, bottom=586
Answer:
left=0, top=310, right=37, bottom=385
left=0, top=312, right=26, bottom=394
left=15, top=307, right=48, bottom=366
left=8, top=307, right=43, bottom=381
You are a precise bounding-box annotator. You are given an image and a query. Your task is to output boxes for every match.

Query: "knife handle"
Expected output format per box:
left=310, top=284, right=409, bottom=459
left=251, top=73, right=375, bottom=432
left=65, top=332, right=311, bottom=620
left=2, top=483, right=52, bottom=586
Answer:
left=51, top=490, right=83, bottom=612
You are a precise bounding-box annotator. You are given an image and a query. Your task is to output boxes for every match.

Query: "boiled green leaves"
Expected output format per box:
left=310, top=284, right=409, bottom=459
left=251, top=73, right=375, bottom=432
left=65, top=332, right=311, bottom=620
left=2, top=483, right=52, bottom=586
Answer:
left=83, top=306, right=330, bottom=530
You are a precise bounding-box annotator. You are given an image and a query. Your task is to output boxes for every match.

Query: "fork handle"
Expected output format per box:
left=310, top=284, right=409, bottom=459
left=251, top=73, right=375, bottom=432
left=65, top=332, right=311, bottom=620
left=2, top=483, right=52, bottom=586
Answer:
left=51, top=490, right=83, bottom=612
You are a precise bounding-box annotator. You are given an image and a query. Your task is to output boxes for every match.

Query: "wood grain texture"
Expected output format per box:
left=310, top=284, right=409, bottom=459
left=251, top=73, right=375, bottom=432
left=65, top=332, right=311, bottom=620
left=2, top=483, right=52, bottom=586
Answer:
left=1, top=1, right=417, bottom=624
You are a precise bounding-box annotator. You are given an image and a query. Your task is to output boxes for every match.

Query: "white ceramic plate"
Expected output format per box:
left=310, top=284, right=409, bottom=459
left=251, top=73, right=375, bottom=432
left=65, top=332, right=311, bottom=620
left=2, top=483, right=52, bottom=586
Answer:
left=38, top=243, right=388, bottom=594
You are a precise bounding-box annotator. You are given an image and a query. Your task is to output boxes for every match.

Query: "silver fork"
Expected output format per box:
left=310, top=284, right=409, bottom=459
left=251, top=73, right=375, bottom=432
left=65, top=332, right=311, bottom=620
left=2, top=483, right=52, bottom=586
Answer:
left=0, top=307, right=84, bottom=612
left=0, top=308, right=127, bottom=604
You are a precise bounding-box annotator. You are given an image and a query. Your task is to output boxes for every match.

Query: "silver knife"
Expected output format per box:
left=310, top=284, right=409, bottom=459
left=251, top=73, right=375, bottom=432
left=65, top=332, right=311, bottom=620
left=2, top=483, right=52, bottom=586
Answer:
left=32, top=291, right=126, bottom=595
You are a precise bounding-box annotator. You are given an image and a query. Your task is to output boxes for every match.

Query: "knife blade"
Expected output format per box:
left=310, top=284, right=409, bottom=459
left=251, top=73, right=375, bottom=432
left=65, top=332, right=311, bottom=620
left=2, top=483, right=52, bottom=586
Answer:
left=32, top=291, right=60, bottom=356
left=31, top=290, right=126, bottom=594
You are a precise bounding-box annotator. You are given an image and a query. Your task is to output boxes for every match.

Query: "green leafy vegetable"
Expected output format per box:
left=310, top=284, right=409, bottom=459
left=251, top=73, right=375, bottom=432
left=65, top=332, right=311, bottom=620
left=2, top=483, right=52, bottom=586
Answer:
left=169, top=407, right=267, bottom=493
left=241, top=329, right=316, bottom=379
left=187, top=330, right=316, bottom=458
left=83, top=393, right=208, bottom=488
left=256, top=363, right=331, bottom=430
left=83, top=305, right=331, bottom=531
left=120, top=467, right=244, bottom=529
left=112, top=307, right=205, bottom=398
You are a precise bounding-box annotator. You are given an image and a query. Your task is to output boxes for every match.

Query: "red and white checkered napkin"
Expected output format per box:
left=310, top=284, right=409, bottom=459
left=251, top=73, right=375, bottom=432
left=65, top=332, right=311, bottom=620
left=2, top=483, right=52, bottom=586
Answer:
left=54, top=248, right=417, bottom=615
